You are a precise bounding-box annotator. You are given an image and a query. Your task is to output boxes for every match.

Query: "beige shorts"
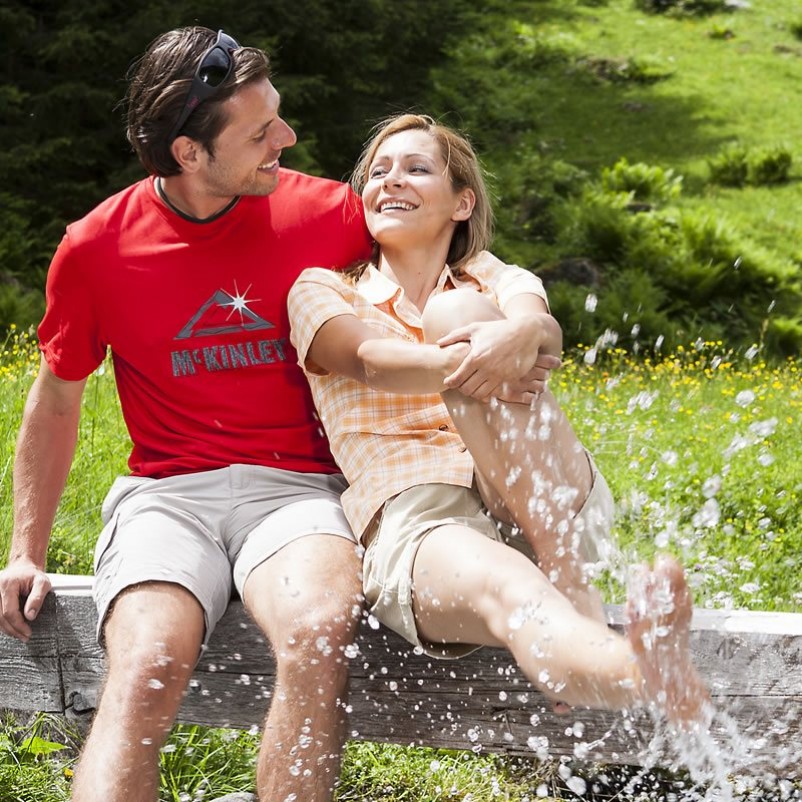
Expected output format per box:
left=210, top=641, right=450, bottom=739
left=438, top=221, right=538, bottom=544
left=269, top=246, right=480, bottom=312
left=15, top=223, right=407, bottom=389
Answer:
left=92, top=464, right=354, bottom=645
left=362, top=458, right=614, bottom=658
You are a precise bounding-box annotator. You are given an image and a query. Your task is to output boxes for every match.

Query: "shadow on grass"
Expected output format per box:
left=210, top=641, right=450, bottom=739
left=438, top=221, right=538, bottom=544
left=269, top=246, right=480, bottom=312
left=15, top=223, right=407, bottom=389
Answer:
left=432, top=1, right=731, bottom=176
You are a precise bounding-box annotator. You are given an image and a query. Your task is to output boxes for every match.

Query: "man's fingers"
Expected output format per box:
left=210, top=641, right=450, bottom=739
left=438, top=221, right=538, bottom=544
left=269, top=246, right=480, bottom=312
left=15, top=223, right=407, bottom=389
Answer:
left=0, top=586, right=32, bottom=641
left=535, top=354, right=562, bottom=371
left=444, top=364, right=473, bottom=388
left=436, top=325, right=474, bottom=347
left=24, top=574, right=52, bottom=622
left=461, top=377, right=496, bottom=402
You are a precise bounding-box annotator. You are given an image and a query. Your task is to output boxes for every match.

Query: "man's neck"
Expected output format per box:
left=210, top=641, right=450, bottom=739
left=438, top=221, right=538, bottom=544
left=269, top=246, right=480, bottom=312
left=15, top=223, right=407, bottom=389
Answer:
left=156, top=176, right=239, bottom=222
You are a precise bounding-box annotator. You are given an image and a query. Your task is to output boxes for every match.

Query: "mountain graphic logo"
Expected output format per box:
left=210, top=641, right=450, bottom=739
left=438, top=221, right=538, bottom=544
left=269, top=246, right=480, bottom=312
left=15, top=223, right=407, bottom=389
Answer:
left=176, top=286, right=274, bottom=340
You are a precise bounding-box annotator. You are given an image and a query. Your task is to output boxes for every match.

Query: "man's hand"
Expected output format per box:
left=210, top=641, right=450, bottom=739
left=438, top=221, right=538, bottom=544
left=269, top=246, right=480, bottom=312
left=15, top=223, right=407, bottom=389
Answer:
left=437, top=317, right=560, bottom=402
left=490, top=356, right=562, bottom=405
left=0, top=562, right=52, bottom=641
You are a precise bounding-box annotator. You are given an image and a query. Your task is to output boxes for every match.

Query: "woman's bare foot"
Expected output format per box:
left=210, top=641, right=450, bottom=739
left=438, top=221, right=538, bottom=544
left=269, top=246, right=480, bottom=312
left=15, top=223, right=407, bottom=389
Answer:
left=626, top=555, right=712, bottom=727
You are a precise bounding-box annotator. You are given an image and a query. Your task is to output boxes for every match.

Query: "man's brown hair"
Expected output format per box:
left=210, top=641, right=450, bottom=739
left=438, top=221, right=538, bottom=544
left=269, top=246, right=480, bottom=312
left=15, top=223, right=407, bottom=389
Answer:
left=125, top=27, right=271, bottom=177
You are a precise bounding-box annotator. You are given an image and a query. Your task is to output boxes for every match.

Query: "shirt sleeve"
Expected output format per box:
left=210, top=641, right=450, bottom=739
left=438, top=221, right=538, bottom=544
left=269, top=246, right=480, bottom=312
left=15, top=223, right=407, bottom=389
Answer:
left=467, top=250, right=550, bottom=311
left=37, top=231, right=107, bottom=381
left=288, top=268, right=359, bottom=375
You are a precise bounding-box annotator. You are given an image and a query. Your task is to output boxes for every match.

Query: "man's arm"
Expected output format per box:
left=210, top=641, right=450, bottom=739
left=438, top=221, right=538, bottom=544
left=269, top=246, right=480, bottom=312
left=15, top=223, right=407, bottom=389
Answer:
left=437, top=292, right=563, bottom=401
left=0, top=356, right=86, bottom=641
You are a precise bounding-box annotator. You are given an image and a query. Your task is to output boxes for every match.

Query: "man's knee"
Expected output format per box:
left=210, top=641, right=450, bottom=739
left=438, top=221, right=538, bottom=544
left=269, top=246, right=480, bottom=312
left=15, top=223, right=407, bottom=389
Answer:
left=270, top=598, right=361, bottom=689
left=421, top=288, right=502, bottom=342
left=102, top=583, right=204, bottom=699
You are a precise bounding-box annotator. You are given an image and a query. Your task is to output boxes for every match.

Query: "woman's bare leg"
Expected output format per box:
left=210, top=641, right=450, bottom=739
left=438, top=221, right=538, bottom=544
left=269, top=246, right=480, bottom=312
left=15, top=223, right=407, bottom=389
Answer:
left=626, top=554, right=712, bottom=725
left=412, top=525, right=709, bottom=724
left=421, top=291, right=604, bottom=621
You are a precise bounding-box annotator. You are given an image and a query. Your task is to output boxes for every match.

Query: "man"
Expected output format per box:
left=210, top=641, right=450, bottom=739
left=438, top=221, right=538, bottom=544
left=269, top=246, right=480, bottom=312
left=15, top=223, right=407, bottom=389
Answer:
left=0, top=27, right=372, bottom=802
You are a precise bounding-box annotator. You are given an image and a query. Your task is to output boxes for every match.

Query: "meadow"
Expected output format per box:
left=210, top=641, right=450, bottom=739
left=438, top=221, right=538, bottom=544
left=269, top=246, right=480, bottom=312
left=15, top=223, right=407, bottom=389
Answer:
left=2, top=0, right=801, bottom=799
left=1, top=328, right=799, bottom=800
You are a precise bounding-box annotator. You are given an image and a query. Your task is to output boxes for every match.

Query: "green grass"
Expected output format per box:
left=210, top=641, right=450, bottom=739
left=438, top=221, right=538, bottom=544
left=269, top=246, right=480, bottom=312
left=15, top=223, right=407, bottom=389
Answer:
left=428, top=1, right=802, bottom=357
left=2, top=331, right=800, bottom=799
left=514, top=0, right=802, bottom=264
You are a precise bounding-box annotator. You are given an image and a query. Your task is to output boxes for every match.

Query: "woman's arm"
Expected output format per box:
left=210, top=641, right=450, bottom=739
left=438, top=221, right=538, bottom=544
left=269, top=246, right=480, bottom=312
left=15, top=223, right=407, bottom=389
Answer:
left=436, top=292, right=563, bottom=398
left=307, top=313, right=470, bottom=395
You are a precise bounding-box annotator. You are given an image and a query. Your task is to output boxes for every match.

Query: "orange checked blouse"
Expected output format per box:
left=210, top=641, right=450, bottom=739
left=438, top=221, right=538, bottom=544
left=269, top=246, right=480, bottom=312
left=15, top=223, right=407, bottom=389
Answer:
left=288, top=252, right=549, bottom=540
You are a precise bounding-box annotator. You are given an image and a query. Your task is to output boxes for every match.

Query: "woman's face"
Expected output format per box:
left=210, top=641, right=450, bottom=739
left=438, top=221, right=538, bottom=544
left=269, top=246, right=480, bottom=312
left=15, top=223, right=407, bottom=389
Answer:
left=362, top=129, right=474, bottom=252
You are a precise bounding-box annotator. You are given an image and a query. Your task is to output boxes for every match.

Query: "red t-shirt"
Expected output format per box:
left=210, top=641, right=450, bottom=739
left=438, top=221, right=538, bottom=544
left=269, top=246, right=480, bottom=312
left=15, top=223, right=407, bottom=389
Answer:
left=38, top=170, right=372, bottom=478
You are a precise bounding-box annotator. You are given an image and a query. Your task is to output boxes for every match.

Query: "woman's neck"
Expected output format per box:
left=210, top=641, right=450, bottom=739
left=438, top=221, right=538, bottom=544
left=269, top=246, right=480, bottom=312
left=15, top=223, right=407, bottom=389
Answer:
left=378, top=243, right=450, bottom=313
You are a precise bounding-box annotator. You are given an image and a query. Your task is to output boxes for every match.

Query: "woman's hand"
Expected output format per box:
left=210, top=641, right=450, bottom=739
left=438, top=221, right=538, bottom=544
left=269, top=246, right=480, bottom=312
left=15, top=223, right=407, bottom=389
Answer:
left=437, top=316, right=561, bottom=402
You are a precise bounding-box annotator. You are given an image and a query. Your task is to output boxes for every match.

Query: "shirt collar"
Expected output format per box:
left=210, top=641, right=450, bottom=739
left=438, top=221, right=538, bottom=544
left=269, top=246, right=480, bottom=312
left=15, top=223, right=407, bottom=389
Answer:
left=356, top=263, right=473, bottom=305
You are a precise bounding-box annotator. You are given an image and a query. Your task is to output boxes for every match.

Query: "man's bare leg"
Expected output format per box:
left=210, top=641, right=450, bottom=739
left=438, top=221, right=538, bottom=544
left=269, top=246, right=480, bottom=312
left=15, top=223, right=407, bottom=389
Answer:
left=243, top=534, right=362, bottom=802
left=71, top=582, right=205, bottom=802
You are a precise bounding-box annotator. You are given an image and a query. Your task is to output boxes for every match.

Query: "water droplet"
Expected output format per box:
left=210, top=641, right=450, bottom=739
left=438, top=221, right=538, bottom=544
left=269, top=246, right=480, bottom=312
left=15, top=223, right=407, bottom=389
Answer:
left=692, top=498, right=720, bottom=529
left=147, top=678, right=164, bottom=690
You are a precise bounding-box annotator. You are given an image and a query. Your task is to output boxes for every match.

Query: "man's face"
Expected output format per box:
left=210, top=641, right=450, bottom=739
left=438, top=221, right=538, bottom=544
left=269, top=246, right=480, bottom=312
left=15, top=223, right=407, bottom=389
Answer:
left=201, top=78, right=297, bottom=198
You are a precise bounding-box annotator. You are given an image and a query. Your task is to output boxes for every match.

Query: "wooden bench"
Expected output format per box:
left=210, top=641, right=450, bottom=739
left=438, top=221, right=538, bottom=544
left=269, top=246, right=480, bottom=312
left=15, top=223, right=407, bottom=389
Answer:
left=2, top=574, right=801, bottom=776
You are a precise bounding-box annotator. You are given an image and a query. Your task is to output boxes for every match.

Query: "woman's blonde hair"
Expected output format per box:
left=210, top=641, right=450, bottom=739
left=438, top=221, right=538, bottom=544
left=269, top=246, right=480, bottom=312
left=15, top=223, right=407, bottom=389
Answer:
left=350, top=113, right=493, bottom=277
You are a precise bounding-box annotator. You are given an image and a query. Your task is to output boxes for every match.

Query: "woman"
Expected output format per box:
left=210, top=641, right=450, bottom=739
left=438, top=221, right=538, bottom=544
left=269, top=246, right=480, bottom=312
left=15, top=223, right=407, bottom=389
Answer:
left=288, top=114, right=709, bottom=724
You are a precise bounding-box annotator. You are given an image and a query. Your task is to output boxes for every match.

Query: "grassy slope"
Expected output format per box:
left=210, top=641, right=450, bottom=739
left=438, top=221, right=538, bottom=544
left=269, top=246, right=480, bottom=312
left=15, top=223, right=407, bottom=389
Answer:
left=503, top=0, right=802, bottom=264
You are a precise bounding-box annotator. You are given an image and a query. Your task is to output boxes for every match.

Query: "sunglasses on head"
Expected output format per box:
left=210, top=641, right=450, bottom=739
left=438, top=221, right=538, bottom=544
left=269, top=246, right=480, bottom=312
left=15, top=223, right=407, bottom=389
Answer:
left=169, top=29, right=241, bottom=143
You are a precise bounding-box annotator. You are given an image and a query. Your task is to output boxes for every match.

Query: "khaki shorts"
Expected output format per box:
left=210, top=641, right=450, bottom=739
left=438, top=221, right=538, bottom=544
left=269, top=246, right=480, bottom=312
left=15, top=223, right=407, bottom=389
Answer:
left=92, top=464, right=354, bottom=645
left=362, top=458, right=614, bottom=658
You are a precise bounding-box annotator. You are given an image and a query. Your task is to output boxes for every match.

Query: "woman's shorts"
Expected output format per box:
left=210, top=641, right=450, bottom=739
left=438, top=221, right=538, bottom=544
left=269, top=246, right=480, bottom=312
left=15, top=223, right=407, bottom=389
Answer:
left=362, top=456, right=614, bottom=658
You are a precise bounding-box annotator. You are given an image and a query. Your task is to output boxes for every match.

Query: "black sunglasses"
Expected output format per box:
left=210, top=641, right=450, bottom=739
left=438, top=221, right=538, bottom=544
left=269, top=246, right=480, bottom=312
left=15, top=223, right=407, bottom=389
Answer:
left=169, top=30, right=241, bottom=143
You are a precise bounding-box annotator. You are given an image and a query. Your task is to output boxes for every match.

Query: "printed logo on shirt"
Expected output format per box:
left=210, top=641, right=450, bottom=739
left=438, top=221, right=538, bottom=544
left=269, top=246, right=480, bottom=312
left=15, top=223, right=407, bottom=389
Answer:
left=176, top=283, right=273, bottom=339
left=171, top=283, right=288, bottom=378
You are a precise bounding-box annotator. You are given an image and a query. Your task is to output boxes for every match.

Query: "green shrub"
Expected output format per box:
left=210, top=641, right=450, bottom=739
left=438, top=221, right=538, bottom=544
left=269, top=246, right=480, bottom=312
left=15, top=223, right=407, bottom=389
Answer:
left=601, top=157, right=683, bottom=204
left=544, top=183, right=802, bottom=355
left=579, top=54, right=673, bottom=84
left=708, top=23, right=736, bottom=40
left=748, top=146, right=793, bottom=186
left=557, top=188, right=635, bottom=265
left=707, top=145, right=749, bottom=187
left=547, top=268, right=677, bottom=353
left=634, top=0, right=728, bottom=14
left=790, top=21, right=802, bottom=40
left=0, top=281, right=44, bottom=332
left=490, top=151, right=589, bottom=267
left=672, top=211, right=799, bottom=344
left=708, top=144, right=793, bottom=187
left=766, top=316, right=802, bottom=356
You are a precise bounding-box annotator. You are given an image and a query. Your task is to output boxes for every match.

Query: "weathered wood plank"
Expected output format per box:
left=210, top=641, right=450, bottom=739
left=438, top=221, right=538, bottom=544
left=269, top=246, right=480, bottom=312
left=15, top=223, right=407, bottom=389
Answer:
left=1, top=574, right=800, bottom=777
left=0, top=592, right=63, bottom=712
